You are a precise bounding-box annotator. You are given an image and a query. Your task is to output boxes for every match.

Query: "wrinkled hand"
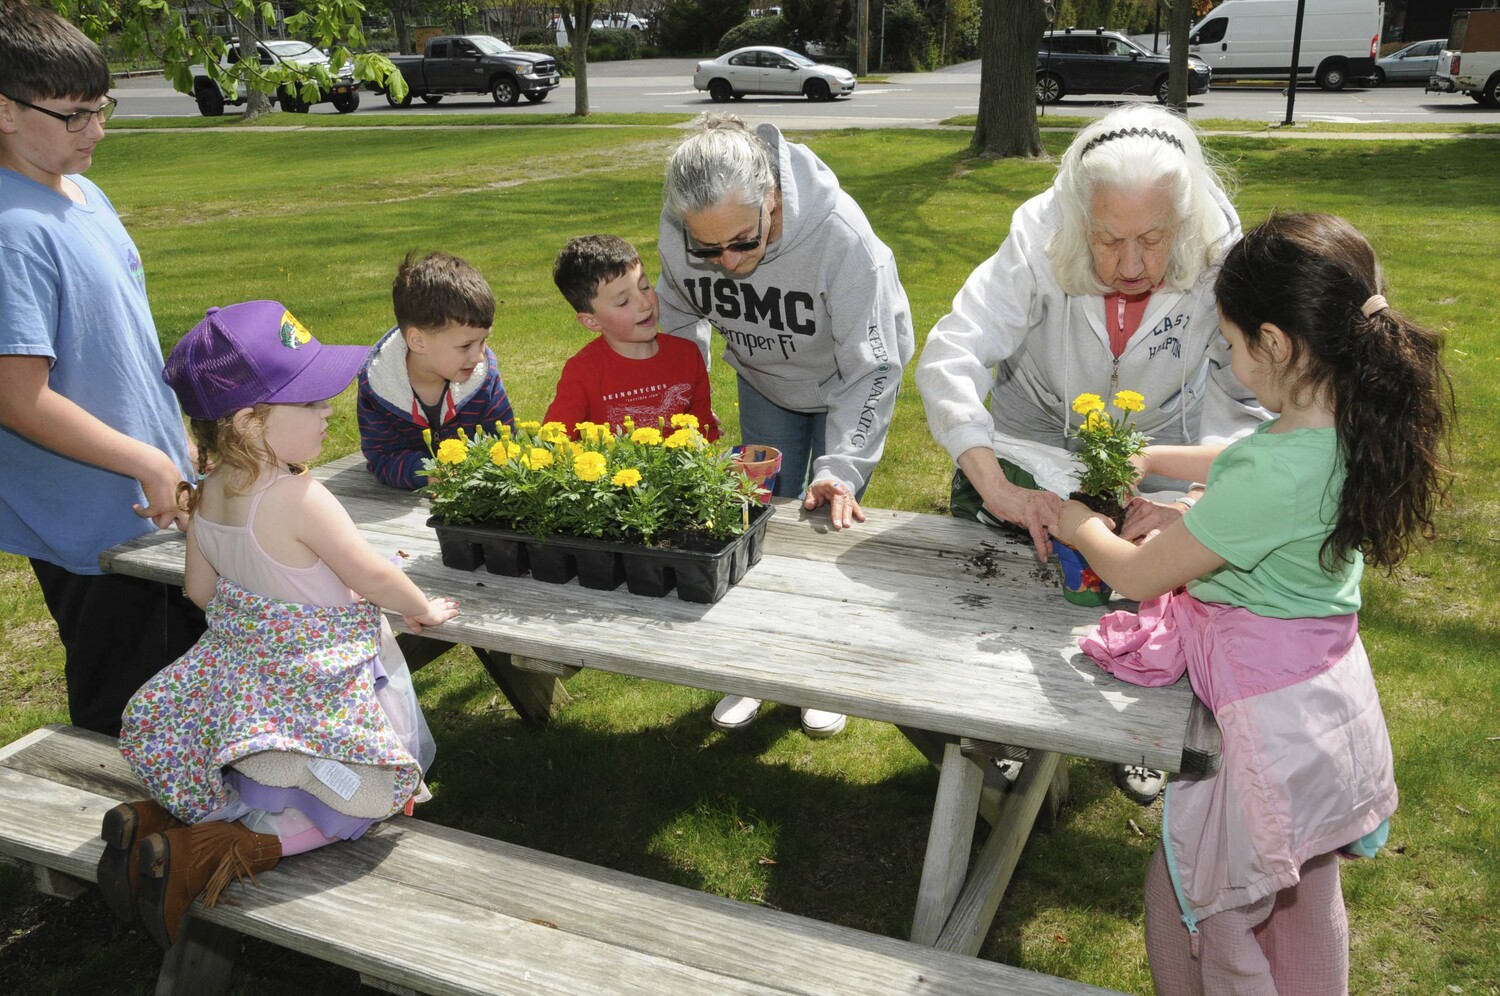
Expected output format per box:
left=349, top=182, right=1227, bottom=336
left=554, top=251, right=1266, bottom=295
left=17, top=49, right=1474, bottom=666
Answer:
left=804, top=479, right=865, bottom=530
left=990, top=486, right=1062, bottom=563
left=1120, top=496, right=1186, bottom=544
left=1052, top=499, right=1113, bottom=548
left=405, top=596, right=460, bottom=634
left=133, top=451, right=190, bottom=531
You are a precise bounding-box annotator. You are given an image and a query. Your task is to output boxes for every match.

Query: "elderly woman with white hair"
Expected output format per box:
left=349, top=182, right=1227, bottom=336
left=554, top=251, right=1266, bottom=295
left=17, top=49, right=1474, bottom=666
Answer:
left=915, top=104, right=1265, bottom=803
left=658, top=113, right=915, bottom=740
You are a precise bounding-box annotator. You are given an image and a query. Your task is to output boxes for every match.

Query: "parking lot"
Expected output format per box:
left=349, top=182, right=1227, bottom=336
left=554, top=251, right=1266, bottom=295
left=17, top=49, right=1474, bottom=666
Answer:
left=110, top=57, right=1500, bottom=128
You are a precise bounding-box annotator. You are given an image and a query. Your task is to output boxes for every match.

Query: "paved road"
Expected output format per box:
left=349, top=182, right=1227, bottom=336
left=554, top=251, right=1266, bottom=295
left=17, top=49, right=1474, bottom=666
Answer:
left=111, top=58, right=1500, bottom=129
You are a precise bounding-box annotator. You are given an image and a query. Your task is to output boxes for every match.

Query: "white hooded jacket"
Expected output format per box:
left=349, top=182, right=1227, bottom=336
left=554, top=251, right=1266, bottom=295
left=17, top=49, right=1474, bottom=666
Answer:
left=657, top=123, right=915, bottom=494
left=916, top=184, right=1263, bottom=495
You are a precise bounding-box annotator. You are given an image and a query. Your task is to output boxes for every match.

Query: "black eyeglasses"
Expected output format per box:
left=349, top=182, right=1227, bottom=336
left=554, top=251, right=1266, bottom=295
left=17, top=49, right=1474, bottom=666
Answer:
left=4, top=94, right=117, bottom=132
left=684, top=206, right=765, bottom=260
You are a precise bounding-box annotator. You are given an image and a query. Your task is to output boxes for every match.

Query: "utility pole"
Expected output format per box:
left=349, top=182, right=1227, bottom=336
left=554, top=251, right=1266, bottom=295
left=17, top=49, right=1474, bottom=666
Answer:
left=857, top=0, right=869, bottom=76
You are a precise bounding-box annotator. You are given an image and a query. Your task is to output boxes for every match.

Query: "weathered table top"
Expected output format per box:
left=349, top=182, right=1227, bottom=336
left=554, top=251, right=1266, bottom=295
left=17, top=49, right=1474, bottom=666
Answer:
left=102, top=454, right=1216, bottom=775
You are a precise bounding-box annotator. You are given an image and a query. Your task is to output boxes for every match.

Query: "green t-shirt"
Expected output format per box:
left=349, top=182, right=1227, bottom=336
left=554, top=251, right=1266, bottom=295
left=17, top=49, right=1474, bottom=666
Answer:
left=1184, top=421, right=1362, bottom=618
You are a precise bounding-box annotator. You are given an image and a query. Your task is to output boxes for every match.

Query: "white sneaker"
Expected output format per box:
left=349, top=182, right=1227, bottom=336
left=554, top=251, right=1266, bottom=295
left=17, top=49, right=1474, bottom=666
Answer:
left=712, top=695, right=762, bottom=730
left=992, top=757, right=1022, bottom=786
left=800, top=708, right=846, bottom=739
left=1115, top=764, right=1165, bottom=805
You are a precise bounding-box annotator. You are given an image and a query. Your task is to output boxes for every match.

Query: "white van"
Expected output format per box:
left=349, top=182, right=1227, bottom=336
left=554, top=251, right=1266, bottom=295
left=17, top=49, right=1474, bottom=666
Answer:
left=1188, top=0, right=1380, bottom=89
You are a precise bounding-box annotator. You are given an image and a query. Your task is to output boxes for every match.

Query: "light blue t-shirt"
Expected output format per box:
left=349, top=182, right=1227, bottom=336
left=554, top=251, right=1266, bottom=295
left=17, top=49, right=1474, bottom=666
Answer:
left=0, top=168, right=192, bottom=574
left=1184, top=420, right=1363, bottom=619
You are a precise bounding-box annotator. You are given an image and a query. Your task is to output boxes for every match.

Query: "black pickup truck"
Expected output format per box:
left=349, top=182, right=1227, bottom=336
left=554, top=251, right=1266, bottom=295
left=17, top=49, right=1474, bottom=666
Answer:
left=382, top=35, right=560, bottom=106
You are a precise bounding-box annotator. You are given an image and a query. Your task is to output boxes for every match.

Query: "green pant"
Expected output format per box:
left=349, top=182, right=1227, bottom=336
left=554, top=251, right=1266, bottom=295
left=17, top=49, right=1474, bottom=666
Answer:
left=948, top=457, right=1040, bottom=531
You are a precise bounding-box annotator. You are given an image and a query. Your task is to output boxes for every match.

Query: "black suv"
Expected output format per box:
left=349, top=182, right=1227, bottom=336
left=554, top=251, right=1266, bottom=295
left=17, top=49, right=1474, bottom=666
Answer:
left=1036, top=29, right=1211, bottom=104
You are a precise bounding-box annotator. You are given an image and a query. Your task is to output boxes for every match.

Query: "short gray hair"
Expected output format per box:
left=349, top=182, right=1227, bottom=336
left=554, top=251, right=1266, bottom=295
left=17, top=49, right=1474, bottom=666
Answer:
left=1048, top=105, right=1236, bottom=296
left=662, top=113, right=779, bottom=220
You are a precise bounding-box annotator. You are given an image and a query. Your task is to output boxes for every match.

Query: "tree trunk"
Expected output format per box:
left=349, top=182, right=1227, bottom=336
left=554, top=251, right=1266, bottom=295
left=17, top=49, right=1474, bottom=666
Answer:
left=971, top=0, right=1049, bottom=159
left=566, top=2, right=596, bottom=117
left=392, top=3, right=412, bottom=55
left=1167, top=0, right=1192, bottom=112
left=233, top=13, right=273, bottom=121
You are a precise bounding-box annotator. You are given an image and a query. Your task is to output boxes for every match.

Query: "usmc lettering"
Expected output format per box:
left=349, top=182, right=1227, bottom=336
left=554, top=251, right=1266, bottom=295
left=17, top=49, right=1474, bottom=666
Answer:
left=683, top=277, right=818, bottom=337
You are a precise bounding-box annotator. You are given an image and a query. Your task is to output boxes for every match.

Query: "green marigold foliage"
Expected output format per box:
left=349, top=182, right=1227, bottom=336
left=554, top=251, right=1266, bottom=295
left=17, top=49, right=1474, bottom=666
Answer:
left=423, top=417, right=761, bottom=546
left=1069, top=390, right=1149, bottom=506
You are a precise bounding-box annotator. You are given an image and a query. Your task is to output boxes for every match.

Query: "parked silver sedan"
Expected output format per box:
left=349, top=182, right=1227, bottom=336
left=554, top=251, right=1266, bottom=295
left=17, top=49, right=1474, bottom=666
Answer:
left=1375, top=39, right=1446, bottom=84
left=693, top=47, right=855, bottom=102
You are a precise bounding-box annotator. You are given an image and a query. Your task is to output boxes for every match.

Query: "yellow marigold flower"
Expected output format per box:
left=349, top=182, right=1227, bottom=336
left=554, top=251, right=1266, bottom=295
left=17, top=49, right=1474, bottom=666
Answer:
left=569, top=441, right=586, bottom=459
left=1084, top=411, right=1110, bottom=433
left=521, top=447, right=553, bottom=470
left=663, top=428, right=701, bottom=449
left=435, top=439, right=468, bottom=465
left=631, top=427, right=662, bottom=446
left=489, top=441, right=509, bottom=466
left=669, top=413, right=700, bottom=430
left=538, top=421, right=570, bottom=444
left=622, top=416, right=635, bottom=431
left=1072, top=393, right=1105, bottom=415
left=506, top=441, right=521, bottom=459
left=574, top=451, right=607, bottom=482
left=611, top=468, right=642, bottom=488
left=518, top=420, right=541, bottom=434
left=1113, top=389, right=1145, bottom=412
left=421, top=427, right=433, bottom=454
left=575, top=422, right=607, bottom=444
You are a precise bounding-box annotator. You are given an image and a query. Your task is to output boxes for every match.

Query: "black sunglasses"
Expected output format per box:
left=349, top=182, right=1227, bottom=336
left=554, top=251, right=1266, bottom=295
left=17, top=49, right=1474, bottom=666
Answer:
left=4, top=94, right=117, bottom=133
left=684, top=206, right=765, bottom=260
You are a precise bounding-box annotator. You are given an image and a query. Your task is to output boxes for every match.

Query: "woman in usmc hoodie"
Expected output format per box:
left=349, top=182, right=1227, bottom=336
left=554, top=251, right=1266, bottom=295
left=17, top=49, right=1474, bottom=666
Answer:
left=915, top=104, right=1265, bottom=805
left=657, top=114, right=915, bottom=741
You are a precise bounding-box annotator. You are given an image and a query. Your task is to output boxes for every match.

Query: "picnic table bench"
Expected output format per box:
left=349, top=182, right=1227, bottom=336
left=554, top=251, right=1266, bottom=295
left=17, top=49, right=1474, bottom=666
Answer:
left=64, top=453, right=1216, bottom=990
left=0, top=724, right=1124, bottom=995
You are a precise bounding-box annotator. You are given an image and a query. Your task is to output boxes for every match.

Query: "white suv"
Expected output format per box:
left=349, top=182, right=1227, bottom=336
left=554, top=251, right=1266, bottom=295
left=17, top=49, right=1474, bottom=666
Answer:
left=188, top=39, right=359, bottom=116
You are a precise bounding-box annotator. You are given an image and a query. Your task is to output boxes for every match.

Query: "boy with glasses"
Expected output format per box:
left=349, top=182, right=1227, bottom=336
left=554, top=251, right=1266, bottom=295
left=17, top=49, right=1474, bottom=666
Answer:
left=0, top=3, right=205, bottom=735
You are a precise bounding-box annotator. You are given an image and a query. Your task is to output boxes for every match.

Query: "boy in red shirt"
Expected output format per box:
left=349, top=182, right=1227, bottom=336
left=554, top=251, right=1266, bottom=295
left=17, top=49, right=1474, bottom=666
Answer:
left=546, top=235, right=719, bottom=439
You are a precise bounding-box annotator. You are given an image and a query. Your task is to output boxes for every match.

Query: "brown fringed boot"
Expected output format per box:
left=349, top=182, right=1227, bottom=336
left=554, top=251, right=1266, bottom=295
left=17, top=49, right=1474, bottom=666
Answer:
left=96, top=800, right=185, bottom=922
left=136, top=821, right=282, bottom=948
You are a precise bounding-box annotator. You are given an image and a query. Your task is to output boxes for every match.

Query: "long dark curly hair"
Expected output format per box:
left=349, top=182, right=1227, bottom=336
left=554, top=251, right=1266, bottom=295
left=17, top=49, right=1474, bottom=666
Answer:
left=1214, top=212, right=1454, bottom=572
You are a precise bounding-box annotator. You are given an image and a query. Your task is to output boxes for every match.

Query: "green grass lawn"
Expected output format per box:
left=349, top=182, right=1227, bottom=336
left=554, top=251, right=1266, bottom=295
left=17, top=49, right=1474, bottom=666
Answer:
left=1, top=122, right=1496, bottom=995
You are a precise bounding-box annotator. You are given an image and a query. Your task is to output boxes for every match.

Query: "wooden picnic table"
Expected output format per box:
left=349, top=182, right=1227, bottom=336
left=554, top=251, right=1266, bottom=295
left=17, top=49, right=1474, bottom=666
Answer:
left=101, top=453, right=1218, bottom=957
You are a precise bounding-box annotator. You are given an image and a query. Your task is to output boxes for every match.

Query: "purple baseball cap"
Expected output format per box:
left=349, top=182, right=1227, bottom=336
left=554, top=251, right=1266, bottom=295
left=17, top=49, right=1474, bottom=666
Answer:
left=163, top=301, right=371, bottom=421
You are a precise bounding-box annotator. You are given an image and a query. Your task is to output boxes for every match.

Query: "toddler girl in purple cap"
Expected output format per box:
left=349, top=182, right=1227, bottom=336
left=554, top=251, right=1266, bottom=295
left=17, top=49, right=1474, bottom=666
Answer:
left=100, top=300, right=460, bottom=949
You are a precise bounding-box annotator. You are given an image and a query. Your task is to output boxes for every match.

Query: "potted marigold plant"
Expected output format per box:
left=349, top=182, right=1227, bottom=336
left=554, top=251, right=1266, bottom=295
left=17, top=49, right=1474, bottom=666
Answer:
left=1054, top=390, right=1149, bottom=606
left=421, top=415, right=771, bottom=603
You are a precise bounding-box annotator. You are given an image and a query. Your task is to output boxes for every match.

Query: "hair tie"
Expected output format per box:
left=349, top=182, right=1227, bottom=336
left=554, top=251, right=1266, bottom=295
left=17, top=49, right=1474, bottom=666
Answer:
left=1360, top=294, right=1389, bottom=317
left=1079, top=127, right=1187, bottom=159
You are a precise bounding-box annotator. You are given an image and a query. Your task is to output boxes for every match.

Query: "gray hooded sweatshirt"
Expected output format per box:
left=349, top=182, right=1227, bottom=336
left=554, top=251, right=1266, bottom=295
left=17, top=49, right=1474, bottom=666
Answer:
left=916, top=183, right=1265, bottom=494
left=656, top=123, right=915, bottom=495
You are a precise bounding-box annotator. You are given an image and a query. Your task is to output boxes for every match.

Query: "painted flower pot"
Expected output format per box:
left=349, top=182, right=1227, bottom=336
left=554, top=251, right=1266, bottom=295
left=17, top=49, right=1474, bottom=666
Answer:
left=1051, top=539, right=1112, bottom=607
left=427, top=504, right=774, bottom=604
left=731, top=444, right=782, bottom=504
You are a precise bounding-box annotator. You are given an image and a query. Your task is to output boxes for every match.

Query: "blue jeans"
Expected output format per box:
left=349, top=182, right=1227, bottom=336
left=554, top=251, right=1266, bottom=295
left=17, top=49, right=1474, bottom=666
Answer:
left=736, top=375, right=870, bottom=501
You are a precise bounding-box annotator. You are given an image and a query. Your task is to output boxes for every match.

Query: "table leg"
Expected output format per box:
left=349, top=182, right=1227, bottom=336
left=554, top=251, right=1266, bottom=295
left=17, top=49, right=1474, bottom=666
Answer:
left=910, top=740, right=985, bottom=945
left=934, top=750, right=1061, bottom=956
left=901, top=729, right=1071, bottom=952
left=155, top=915, right=239, bottom=995
left=394, top=635, right=573, bottom=727
left=473, top=648, right=572, bottom=728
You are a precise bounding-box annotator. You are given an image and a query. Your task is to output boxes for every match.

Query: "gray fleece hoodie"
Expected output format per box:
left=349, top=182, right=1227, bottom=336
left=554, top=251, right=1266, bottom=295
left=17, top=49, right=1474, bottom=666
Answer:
left=656, top=123, right=915, bottom=494
left=916, top=183, right=1264, bottom=493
